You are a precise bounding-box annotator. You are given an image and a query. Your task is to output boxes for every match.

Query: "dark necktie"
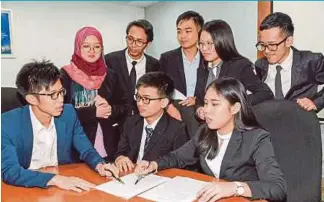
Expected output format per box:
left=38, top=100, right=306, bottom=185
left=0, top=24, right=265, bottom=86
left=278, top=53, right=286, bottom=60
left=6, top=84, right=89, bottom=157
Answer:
left=144, top=126, right=154, bottom=152
left=275, top=65, right=284, bottom=99
left=130, top=61, right=137, bottom=94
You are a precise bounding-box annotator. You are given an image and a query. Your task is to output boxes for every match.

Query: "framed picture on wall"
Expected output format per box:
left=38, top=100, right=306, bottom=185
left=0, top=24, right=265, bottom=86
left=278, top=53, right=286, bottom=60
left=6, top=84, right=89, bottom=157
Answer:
left=1, top=9, right=14, bottom=58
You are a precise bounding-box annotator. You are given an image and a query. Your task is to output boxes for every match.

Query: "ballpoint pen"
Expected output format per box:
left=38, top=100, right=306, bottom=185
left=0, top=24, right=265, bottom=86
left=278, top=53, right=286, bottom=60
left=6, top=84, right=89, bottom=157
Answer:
left=134, top=169, right=156, bottom=185
left=105, top=168, right=125, bottom=184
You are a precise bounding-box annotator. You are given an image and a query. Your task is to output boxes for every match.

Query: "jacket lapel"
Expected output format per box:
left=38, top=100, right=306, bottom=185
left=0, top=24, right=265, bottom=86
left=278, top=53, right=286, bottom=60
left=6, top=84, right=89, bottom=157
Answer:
left=54, top=117, right=67, bottom=162
left=119, top=49, right=131, bottom=88
left=219, top=130, right=242, bottom=178
left=132, top=117, right=144, bottom=159
left=143, top=113, right=168, bottom=156
left=21, top=106, right=34, bottom=168
left=175, top=48, right=187, bottom=95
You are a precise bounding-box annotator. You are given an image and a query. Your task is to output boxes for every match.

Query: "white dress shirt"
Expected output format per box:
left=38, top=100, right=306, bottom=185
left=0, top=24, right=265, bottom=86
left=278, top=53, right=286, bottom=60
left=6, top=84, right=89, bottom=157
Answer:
left=125, top=49, right=146, bottom=84
left=29, top=106, right=58, bottom=170
left=205, top=131, right=232, bottom=178
left=136, top=112, right=164, bottom=162
left=265, top=48, right=293, bottom=97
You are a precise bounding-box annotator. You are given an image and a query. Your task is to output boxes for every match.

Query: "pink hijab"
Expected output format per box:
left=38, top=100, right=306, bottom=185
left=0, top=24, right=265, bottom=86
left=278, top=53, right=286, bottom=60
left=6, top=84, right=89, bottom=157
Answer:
left=63, top=26, right=107, bottom=89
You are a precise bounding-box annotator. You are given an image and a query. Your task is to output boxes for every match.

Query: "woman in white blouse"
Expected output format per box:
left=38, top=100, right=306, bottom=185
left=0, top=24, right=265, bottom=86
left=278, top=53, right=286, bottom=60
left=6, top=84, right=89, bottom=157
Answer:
left=135, top=77, right=287, bottom=202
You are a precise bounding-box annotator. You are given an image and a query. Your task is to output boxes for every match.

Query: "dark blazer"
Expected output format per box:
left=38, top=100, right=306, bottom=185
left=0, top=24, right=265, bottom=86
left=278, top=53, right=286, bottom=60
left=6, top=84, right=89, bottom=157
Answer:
left=115, top=112, right=189, bottom=162
left=157, top=126, right=287, bottom=201
left=255, top=47, right=324, bottom=111
left=1, top=104, right=103, bottom=188
left=104, top=49, right=160, bottom=115
left=195, top=56, right=274, bottom=106
left=160, top=47, right=206, bottom=100
left=61, top=68, right=127, bottom=161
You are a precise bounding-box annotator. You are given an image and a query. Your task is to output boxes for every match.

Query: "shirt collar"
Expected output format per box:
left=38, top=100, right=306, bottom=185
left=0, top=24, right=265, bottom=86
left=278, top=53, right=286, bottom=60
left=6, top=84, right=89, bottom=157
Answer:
left=125, top=48, right=145, bottom=64
left=181, top=48, right=200, bottom=64
left=143, top=112, right=164, bottom=130
left=29, top=105, right=55, bottom=133
left=217, top=130, right=232, bottom=140
left=270, top=48, right=293, bottom=72
left=208, top=61, right=223, bottom=69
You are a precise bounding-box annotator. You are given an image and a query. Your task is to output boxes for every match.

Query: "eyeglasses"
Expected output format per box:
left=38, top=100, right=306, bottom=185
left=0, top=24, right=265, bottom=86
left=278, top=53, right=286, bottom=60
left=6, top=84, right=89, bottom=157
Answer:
left=29, top=88, right=66, bottom=100
left=134, top=94, right=165, bottom=105
left=126, top=36, right=147, bottom=47
left=255, top=37, right=288, bottom=52
left=198, top=41, right=214, bottom=50
left=81, top=44, right=102, bottom=53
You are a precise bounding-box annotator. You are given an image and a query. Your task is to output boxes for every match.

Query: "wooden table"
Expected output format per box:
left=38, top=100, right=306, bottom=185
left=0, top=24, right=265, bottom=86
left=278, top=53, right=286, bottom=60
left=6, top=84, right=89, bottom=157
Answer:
left=1, top=163, right=265, bottom=202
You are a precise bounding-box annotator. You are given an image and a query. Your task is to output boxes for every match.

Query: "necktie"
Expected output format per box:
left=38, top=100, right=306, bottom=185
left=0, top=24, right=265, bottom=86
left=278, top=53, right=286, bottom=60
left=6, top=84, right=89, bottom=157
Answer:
left=130, top=61, right=137, bottom=94
left=275, top=65, right=284, bottom=99
left=144, top=126, right=154, bottom=152
left=206, top=65, right=220, bottom=88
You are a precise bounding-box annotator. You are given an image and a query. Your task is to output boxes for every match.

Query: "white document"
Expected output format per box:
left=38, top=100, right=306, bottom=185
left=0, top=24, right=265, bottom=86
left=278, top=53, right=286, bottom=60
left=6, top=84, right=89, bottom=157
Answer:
left=171, top=89, right=187, bottom=101
left=95, top=173, right=170, bottom=199
left=139, top=176, right=209, bottom=202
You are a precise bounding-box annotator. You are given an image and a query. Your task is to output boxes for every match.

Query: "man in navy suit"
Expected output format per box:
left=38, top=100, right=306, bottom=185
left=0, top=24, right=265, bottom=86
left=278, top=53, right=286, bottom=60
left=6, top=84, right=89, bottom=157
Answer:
left=1, top=60, right=119, bottom=192
left=255, top=12, right=324, bottom=112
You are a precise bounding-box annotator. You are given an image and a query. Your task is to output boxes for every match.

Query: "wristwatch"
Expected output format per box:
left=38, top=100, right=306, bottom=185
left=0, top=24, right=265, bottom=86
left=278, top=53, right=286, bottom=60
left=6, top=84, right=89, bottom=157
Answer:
left=234, top=181, right=245, bottom=196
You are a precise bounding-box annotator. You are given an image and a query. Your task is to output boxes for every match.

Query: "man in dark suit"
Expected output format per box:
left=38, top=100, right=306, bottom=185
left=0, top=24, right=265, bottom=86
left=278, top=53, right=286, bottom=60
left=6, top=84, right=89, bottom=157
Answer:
left=255, top=12, right=324, bottom=112
left=104, top=19, right=160, bottom=117
left=159, top=11, right=205, bottom=137
left=114, top=72, right=189, bottom=172
left=1, top=60, right=119, bottom=191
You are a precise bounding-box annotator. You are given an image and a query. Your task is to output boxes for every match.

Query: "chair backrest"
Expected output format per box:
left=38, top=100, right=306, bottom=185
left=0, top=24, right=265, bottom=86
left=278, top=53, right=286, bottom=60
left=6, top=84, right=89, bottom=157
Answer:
left=253, top=100, right=322, bottom=202
left=1, top=87, right=27, bottom=113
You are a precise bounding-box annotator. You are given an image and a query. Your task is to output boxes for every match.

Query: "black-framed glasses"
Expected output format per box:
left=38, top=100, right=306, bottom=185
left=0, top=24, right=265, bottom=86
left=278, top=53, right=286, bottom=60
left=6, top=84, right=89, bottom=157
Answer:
left=126, top=36, right=147, bottom=47
left=81, top=44, right=102, bottom=53
left=256, top=37, right=288, bottom=52
left=134, top=94, right=165, bottom=105
left=198, top=41, right=214, bottom=50
left=29, top=88, right=66, bottom=100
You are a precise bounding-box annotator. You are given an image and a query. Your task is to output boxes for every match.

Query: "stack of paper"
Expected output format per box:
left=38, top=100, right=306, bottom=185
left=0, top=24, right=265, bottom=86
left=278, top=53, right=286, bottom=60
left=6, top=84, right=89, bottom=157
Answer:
left=139, top=176, right=209, bottom=202
left=95, top=173, right=170, bottom=199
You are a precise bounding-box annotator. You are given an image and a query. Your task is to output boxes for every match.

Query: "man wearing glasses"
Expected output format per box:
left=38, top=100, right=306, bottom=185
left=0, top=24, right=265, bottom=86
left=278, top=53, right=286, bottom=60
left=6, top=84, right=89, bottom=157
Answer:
left=255, top=12, right=324, bottom=112
left=104, top=19, right=160, bottom=117
left=114, top=72, right=189, bottom=172
left=1, top=60, right=119, bottom=191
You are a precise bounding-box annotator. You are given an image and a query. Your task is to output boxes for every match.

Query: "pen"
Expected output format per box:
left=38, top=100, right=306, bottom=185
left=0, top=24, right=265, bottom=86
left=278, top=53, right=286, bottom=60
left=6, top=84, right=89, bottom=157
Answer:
left=134, top=169, right=156, bottom=185
left=105, top=168, right=125, bottom=184
left=103, top=161, right=125, bottom=184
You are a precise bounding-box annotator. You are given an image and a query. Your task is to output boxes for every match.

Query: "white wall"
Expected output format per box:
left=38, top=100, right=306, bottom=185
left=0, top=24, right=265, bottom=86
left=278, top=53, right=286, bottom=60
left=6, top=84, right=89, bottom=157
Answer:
left=274, top=2, right=324, bottom=54
left=1, top=2, right=144, bottom=87
left=145, top=1, right=258, bottom=61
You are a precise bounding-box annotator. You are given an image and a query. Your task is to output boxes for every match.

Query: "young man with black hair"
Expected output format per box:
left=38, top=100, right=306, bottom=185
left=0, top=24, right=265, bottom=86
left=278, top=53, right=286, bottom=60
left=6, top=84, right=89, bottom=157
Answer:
left=114, top=72, right=189, bottom=172
left=255, top=12, right=324, bottom=112
left=1, top=60, right=119, bottom=191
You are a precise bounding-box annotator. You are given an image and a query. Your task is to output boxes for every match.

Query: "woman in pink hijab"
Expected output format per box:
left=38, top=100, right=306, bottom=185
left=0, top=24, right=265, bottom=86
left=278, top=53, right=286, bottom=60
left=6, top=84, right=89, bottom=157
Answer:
left=61, top=27, right=127, bottom=162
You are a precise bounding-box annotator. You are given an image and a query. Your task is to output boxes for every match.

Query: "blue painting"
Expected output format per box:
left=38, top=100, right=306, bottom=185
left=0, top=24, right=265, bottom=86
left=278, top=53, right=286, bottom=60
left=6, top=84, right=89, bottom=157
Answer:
left=1, top=9, right=13, bottom=57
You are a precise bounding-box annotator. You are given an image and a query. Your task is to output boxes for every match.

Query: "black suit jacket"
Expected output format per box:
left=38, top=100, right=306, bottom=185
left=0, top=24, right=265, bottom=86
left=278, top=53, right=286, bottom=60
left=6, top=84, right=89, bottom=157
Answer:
left=160, top=47, right=206, bottom=99
left=195, top=56, right=274, bottom=106
left=157, top=126, right=287, bottom=202
left=104, top=49, right=160, bottom=115
left=115, top=112, right=189, bottom=162
left=255, top=47, right=324, bottom=111
left=61, top=68, right=127, bottom=161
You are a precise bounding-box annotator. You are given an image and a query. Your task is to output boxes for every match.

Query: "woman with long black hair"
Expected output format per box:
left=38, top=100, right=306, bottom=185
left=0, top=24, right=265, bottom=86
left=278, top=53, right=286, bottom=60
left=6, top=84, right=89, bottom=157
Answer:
left=136, top=77, right=286, bottom=202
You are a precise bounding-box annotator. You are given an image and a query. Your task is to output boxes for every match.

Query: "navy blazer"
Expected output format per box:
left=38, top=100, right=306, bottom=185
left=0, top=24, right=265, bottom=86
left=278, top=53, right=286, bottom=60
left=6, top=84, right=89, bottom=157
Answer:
left=1, top=104, right=103, bottom=188
left=255, top=47, right=324, bottom=111
left=157, top=126, right=287, bottom=201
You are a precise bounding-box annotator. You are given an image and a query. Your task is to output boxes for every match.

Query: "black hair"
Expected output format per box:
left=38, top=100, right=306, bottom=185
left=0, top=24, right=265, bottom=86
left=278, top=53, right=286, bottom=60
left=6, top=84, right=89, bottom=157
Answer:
left=259, top=12, right=294, bottom=37
left=126, top=19, right=154, bottom=42
left=176, top=10, right=204, bottom=31
left=201, top=20, right=241, bottom=61
left=198, top=77, right=260, bottom=160
left=136, top=72, right=174, bottom=98
left=16, top=60, right=61, bottom=97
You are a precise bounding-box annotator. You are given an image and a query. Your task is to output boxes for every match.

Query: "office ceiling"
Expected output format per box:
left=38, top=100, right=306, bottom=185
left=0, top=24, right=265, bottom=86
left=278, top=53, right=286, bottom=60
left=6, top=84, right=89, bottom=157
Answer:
left=112, top=1, right=158, bottom=8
